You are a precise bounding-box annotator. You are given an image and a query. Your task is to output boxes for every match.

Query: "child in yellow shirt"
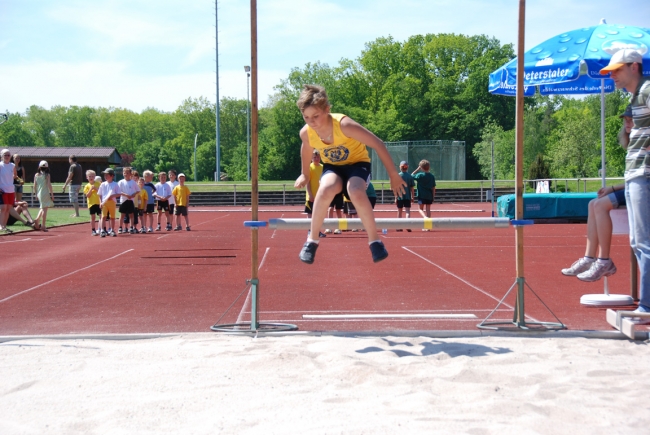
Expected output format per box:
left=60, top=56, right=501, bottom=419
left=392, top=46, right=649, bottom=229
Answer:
left=172, top=173, right=191, bottom=231
left=83, top=170, right=102, bottom=236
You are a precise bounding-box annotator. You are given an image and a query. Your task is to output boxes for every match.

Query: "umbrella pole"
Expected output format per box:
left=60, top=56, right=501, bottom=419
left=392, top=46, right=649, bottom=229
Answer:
left=601, top=78, right=606, bottom=188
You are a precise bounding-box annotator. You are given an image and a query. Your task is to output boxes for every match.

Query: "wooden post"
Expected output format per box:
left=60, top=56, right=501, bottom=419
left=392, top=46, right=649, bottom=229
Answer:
left=514, top=0, right=526, bottom=325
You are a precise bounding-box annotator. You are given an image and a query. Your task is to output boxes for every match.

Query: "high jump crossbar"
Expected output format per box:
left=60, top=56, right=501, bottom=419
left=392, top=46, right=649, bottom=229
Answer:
left=244, top=218, right=532, bottom=231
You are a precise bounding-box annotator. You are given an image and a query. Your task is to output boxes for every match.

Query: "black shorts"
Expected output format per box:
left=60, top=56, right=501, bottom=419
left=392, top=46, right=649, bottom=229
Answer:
left=157, top=200, right=169, bottom=211
left=304, top=201, right=314, bottom=214
left=169, top=204, right=175, bottom=215
left=119, top=200, right=135, bottom=214
left=396, top=199, right=412, bottom=209
left=369, top=197, right=376, bottom=209
left=174, top=206, right=188, bottom=216
left=322, top=162, right=371, bottom=200
left=418, top=199, right=433, bottom=205
left=137, top=209, right=144, bottom=216
left=329, top=193, right=344, bottom=210
left=146, top=204, right=155, bottom=214
left=89, top=204, right=101, bottom=215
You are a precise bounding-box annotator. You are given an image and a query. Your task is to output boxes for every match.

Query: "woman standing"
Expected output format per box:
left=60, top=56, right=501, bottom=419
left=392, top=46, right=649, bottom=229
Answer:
left=0, top=149, right=17, bottom=233
left=12, top=154, right=25, bottom=202
left=33, top=160, right=54, bottom=232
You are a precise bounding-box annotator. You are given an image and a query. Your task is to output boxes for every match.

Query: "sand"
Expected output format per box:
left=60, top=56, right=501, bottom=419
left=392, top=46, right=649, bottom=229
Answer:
left=0, top=333, right=648, bottom=434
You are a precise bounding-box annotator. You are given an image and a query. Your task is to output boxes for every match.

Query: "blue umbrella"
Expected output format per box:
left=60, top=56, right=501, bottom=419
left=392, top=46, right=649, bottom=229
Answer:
left=488, top=20, right=650, bottom=183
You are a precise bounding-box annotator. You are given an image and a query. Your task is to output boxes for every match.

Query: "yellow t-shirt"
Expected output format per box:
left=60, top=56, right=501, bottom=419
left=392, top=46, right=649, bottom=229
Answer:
left=138, top=189, right=148, bottom=210
left=172, top=185, right=191, bottom=207
left=306, top=113, right=371, bottom=165
left=83, top=180, right=101, bottom=208
left=306, top=162, right=323, bottom=201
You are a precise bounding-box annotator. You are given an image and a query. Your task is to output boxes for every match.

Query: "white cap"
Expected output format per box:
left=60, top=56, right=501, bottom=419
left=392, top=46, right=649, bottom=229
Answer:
left=39, top=160, right=48, bottom=168
left=600, top=49, right=643, bottom=74
left=178, top=173, right=186, bottom=178
left=1, top=149, right=9, bottom=156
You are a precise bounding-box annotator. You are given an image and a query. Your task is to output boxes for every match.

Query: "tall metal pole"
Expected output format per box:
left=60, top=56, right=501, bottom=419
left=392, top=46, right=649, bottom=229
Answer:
left=249, top=0, right=260, bottom=329
left=215, top=0, right=221, bottom=182
left=246, top=68, right=251, bottom=182
left=194, top=133, right=198, bottom=182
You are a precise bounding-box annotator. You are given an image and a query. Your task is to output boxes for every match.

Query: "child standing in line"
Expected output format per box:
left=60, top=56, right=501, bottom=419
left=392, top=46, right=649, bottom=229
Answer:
left=396, top=161, right=415, bottom=232
left=33, top=160, right=54, bottom=232
left=117, top=167, right=139, bottom=234
left=97, top=168, right=121, bottom=237
left=412, top=159, right=436, bottom=230
left=167, top=169, right=179, bottom=231
left=172, top=173, right=191, bottom=231
left=305, top=150, right=326, bottom=238
left=154, top=172, right=171, bottom=231
left=142, top=170, right=157, bottom=233
left=136, top=177, right=148, bottom=233
left=83, top=170, right=102, bottom=236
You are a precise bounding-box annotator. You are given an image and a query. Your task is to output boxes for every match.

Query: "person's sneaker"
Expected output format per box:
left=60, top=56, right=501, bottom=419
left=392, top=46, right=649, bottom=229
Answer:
left=91, top=230, right=98, bottom=236
left=148, top=227, right=153, bottom=233
left=186, top=226, right=191, bottom=231
left=561, top=257, right=595, bottom=276
left=174, top=226, right=181, bottom=231
left=129, top=228, right=136, bottom=234
left=319, top=231, right=327, bottom=238
left=100, top=230, right=107, bottom=238
left=324, top=229, right=332, bottom=234
left=155, top=225, right=161, bottom=231
left=109, top=230, right=117, bottom=237
left=118, top=228, right=123, bottom=234
left=333, top=229, right=342, bottom=234
left=299, top=241, right=319, bottom=264
left=369, top=241, right=388, bottom=263
left=166, top=225, right=172, bottom=231
left=577, top=260, right=616, bottom=282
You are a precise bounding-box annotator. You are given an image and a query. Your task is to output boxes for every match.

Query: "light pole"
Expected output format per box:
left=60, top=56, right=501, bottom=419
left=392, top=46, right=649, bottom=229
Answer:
left=194, top=133, right=198, bottom=182
left=245, top=65, right=251, bottom=181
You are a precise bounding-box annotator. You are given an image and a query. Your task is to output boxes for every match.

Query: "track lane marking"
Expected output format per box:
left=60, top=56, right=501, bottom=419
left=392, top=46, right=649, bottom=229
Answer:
left=0, top=249, right=134, bottom=304
left=402, top=246, right=541, bottom=323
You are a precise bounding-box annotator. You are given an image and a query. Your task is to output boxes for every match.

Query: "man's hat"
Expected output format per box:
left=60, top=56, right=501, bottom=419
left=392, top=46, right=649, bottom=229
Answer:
left=102, top=168, right=115, bottom=176
left=178, top=173, right=186, bottom=178
left=600, top=49, right=643, bottom=74
left=39, top=160, right=48, bottom=168
left=399, top=161, right=408, bottom=166
left=620, top=105, right=633, bottom=118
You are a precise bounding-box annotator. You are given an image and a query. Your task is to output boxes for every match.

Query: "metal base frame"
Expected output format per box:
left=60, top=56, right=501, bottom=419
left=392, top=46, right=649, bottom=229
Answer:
left=477, top=277, right=566, bottom=331
left=211, top=278, right=297, bottom=334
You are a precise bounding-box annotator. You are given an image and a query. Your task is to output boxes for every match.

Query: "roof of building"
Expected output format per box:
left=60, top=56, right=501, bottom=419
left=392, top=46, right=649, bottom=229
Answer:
left=7, top=147, right=122, bottom=163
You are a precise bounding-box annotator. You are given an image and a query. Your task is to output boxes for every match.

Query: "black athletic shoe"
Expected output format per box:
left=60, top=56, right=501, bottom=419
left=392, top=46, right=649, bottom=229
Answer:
left=369, top=241, right=388, bottom=263
left=299, top=241, right=319, bottom=264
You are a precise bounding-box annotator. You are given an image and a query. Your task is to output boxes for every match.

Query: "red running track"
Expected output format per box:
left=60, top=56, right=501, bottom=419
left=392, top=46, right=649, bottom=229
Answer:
left=0, top=204, right=643, bottom=335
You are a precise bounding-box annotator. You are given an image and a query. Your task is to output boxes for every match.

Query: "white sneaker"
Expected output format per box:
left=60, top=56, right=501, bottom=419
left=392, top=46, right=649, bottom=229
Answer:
left=333, top=229, right=342, bottom=234
left=577, top=260, right=616, bottom=282
left=324, top=229, right=332, bottom=234
left=561, top=257, right=595, bottom=276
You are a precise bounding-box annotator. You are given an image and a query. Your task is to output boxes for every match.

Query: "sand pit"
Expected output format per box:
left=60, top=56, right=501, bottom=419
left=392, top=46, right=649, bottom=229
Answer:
left=0, top=333, right=648, bottom=434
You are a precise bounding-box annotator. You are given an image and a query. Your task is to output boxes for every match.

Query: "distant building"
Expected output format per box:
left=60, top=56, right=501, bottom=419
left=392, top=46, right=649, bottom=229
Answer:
left=6, top=147, right=122, bottom=183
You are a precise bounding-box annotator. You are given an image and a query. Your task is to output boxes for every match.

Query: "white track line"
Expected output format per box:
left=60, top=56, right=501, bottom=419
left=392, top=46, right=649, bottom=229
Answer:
left=303, top=314, right=477, bottom=319
left=402, top=246, right=541, bottom=323
left=192, top=213, right=230, bottom=228
left=0, top=249, right=134, bottom=304
left=235, top=247, right=271, bottom=324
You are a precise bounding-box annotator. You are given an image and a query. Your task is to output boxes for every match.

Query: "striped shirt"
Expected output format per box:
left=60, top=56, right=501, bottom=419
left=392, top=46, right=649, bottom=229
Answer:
left=625, top=76, right=650, bottom=181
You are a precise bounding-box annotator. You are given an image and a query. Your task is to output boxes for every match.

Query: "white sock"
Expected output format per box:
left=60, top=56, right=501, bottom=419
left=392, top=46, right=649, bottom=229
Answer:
left=597, top=258, right=611, bottom=264
left=307, top=238, right=319, bottom=244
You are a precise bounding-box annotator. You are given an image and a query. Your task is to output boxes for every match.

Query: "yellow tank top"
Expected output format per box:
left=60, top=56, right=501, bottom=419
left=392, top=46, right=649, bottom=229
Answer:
left=306, top=114, right=371, bottom=165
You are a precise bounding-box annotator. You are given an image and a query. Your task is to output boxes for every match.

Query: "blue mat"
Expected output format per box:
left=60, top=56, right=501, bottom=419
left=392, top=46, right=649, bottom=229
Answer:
left=497, top=193, right=597, bottom=220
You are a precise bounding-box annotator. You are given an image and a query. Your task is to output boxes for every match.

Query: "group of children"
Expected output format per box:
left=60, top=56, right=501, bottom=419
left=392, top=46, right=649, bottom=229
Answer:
left=84, top=167, right=191, bottom=237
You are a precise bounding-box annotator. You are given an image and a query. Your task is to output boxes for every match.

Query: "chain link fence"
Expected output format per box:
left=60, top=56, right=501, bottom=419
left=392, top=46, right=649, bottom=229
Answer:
left=370, top=140, right=466, bottom=180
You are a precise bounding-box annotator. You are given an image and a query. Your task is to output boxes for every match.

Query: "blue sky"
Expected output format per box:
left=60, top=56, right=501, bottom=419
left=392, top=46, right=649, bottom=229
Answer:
left=1, top=0, right=648, bottom=113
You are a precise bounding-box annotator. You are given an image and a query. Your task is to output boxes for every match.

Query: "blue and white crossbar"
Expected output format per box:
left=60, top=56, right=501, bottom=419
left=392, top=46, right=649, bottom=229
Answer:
left=266, top=217, right=513, bottom=231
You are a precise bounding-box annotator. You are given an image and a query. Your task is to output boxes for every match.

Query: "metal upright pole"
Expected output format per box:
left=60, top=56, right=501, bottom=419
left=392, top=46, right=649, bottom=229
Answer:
left=491, top=140, right=495, bottom=217
left=249, top=0, right=259, bottom=330
left=513, top=0, right=526, bottom=326
left=194, top=133, right=198, bottom=182
left=215, top=0, right=221, bottom=182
